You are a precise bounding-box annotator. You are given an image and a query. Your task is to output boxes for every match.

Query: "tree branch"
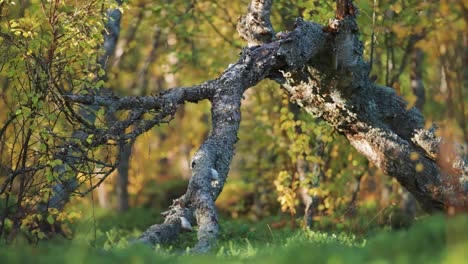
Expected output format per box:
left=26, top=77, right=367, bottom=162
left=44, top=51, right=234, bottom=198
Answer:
left=64, top=82, right=215, bottom=111
left=237, top=0, right=276, bottom=47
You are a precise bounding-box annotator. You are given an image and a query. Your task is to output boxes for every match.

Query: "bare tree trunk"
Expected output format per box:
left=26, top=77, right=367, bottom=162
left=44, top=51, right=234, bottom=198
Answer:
left=411, top=49, right=425, bottom=111
left=116, top=140, right=132, bottom=212
left=297, top=158, right=320, bottom=228
left=458, top=32, right=468, bottom=147
left=96, top=184, right=110, bottom=209
left=114, top=28, right=163, bottom=212
left=19, top=0, right=30, bottom=17
left=347, top=171, right=364, bottom=216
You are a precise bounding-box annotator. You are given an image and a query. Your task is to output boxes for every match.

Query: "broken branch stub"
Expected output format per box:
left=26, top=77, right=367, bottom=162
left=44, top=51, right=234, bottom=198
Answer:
left=237, top=0, right=276, bottom=47
left=335, top=0, right=358, bottom=20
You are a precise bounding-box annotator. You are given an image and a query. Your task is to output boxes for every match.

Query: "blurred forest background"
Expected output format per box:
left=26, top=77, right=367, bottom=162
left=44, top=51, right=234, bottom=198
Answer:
left=0, top=0, right=466, bottom=248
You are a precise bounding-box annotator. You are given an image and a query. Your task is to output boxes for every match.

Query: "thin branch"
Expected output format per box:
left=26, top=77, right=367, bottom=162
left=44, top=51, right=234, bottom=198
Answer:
left=64, top=81, right=216, bottom=110
left=197, top=8, right=242, bottom=49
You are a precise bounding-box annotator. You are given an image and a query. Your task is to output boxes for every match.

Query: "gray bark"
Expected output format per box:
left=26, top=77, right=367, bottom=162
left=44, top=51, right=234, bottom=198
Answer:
left=297, top=157, right=314, bottom=228
left=116, top=140, right=132, bottom=212
left=65, top=0, right=468, bottom=252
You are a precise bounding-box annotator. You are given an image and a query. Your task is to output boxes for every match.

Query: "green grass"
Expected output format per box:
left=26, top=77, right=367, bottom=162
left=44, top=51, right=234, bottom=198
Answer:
left=1, top=210, right=467, bottom=264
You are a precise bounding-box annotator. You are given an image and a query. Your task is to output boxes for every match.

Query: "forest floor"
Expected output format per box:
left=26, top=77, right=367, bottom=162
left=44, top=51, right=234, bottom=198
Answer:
left=1, top=207, right=467, bottom=264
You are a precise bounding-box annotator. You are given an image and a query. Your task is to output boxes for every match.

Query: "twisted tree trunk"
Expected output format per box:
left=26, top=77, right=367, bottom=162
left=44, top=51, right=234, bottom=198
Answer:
left=65, top=0, right=467, bottom=252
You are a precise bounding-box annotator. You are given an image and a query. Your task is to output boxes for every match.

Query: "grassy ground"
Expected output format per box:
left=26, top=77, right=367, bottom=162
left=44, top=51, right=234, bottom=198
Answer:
left=1, top=208, right=467, bottom=264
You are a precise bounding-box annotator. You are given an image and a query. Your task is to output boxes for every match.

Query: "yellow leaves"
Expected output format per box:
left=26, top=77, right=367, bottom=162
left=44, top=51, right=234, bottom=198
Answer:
left=320, top=134, right=333, bottom=143
left=391, top=24, right=408, bottom=39
left=8, top=18, right=38, bottom=40
left=67, top=211, right=82, bottom=222
left=416, top=163, right=424, bottom=172
left=405, top=93, right=417, bottom=110
left=390, top=3, right=402, bottom=14
left=416, top=1, right=430, bottom=10
left=323, top=197, right=332, bottom=210
left=330, top=147, right=339, bottom=158
left=279, top=120, right=295, bottom=131
left=410, top=152, right=419, bottom=161
left=352, top=159, right=359, bottom=167
left=274, top=171, right=298, bottom=215
left=310, top=188, right=329, bottom=198
left=16, top=209, right=82, bottom=240
left=55, top=210, right=82, bottom=223
left=439, top=44, right=447, bottom=55
left=440, top=0, right=450, bottom=15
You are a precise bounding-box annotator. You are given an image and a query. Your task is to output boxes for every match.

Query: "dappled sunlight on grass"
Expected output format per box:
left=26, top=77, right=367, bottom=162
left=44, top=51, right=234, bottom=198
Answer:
left=1, top=212, right=466, bottom=263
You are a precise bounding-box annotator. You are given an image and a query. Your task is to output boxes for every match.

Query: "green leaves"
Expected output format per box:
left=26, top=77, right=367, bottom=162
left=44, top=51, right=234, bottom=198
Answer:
left=49, top=159, right=63, bottom=168
left=46, top=215, right=55, bottom=225
left=86, top=134, right=94, bottom=144
left=45, top=169, right=54, bottom=182
left=0, top=1, right=113, bottom=241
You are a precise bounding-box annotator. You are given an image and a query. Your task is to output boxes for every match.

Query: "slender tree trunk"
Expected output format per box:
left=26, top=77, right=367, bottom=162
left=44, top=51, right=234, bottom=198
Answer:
left=96, top=184, right=110, bottom=209
left=462, top=31, right=468, bottom=147
left=411, top=49, right=425, bottom=112
left=297, top=158, right=315, bottom=228
left=116, top=140, right=133, bottom=212
left=400, top=48, right=426, bottom=217
left=114, top=27, right=163, bottom=211
left=112, top=120, right=130, bottom=212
